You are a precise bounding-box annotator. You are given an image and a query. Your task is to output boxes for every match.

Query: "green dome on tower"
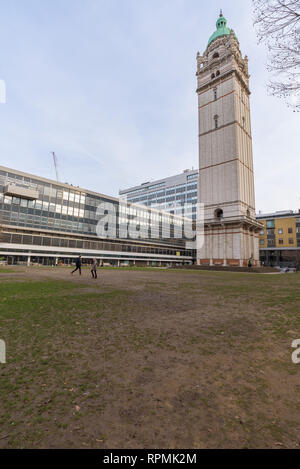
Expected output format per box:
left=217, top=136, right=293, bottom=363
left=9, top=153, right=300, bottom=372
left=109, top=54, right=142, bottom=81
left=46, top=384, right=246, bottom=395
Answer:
left=207, top=11, right=236, bottom=47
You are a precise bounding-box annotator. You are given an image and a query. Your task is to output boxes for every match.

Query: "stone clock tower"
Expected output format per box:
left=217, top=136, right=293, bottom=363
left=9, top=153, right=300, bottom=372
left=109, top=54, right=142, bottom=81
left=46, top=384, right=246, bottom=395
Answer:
left=196, top=11, right=261, bottom=267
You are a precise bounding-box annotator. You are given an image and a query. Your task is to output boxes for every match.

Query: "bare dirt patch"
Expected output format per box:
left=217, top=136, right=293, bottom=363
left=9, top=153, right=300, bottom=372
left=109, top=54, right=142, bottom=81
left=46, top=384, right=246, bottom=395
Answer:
left=0, top=266, right=300, bottom=448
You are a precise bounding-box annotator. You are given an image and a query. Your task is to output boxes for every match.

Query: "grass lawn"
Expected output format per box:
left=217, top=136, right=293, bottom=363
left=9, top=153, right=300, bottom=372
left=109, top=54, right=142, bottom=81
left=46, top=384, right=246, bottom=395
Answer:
left=0, top=267, right=300, bottom=448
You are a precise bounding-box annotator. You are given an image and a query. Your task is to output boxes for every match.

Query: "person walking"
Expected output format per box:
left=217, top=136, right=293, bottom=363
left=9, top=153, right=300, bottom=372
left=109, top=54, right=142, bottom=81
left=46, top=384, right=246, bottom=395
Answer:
left=71, top=256, right=82, bottom=275
left=91, top=258, right=98, bottom=279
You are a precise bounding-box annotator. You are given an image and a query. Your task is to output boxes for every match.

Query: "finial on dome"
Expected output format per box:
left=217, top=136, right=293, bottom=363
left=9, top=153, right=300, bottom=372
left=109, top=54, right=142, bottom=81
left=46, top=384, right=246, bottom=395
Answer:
left=220, top=9, right=223, bottom=17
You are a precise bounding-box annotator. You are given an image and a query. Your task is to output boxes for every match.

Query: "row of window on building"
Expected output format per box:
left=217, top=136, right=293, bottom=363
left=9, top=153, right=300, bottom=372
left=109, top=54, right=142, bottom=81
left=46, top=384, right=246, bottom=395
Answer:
left=1, top=231, right=191, bottom=257
left=127, top=185, right=197, bottom=202
left=122, top=173, right=198, bottom=198
left=260, top=227, right=299, bottom=235
left=259, top=218, right=300, bottom=247
left=260, top=239, right=296, bottom=246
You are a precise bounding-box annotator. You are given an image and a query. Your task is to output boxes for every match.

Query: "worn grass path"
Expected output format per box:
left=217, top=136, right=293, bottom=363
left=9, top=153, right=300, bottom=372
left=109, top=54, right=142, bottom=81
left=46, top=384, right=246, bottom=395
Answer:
left=0, top=266, right=300, bottom=448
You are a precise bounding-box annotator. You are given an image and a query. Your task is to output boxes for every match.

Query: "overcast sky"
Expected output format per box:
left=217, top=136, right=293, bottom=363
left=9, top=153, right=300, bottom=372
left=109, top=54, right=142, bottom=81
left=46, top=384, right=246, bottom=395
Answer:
left=0, top=0, right=298, bottom=213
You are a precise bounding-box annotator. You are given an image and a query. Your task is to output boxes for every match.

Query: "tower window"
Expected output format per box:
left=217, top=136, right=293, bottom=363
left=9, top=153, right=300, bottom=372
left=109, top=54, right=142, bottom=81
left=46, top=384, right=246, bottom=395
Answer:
left=214, top=115, right=219, bottom=129
left=216, top=70, right=220, bottom=76
left=213, top=52, right=219, bottom=59
left=213, top=88, right=217, bottom=101
left=211, top=73, right=215, bottom=79
left=215, top=208, right=223, bottom=219
left=242, top=117, right=245, bottom=128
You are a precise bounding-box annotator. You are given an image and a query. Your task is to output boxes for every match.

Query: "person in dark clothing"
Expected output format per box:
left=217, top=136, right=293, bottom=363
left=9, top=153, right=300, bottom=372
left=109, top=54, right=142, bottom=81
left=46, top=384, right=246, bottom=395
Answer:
left=91, top=258, right=98, bottom=279
left=71, top=256, right=82, bottom=275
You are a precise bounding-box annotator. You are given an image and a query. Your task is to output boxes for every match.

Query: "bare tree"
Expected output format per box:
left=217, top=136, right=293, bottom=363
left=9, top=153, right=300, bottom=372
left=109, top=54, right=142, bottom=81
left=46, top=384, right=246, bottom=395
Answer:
left=253, top=0, right=300, bottom=110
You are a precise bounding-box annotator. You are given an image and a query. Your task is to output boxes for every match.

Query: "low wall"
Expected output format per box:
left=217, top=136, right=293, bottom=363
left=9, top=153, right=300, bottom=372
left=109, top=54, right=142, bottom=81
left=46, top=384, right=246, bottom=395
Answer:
left=171, top=265, right=278, bottom=273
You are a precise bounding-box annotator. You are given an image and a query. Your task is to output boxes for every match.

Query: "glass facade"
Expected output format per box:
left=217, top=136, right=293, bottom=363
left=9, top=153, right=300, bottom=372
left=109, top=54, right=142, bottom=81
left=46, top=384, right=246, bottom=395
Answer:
left=119, top=170, right=199, bottom=219
left=0, top=169, right=109, bottom=236
left=0, top=167, right=195, bottom=265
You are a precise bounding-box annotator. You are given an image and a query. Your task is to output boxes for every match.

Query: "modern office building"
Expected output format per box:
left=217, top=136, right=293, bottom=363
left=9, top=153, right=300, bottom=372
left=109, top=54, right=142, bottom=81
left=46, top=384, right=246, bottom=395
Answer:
left=195, top=12, right=261, bottom=267
left=0, top=166, right=195, bottom=266
left=119, top=169, right=198, bottom=220
left=257, top=211, right=300, bottom=267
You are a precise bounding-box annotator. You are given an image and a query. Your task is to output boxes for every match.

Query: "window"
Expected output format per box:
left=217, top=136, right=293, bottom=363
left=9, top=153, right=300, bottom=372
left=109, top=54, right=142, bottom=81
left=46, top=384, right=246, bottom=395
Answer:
left=187, top=174, right=198, bottom=181
left=288, top=227, right=293, bottom=234
left=289, top=238, right=294, bottom=244
left=148, top=182, right=165, bottom=191
left=213, top=52, right=219, bottom=59
left=278, top=228, right=283, bottom=234
left=215, top=208, right=223, bottom=219
left=266, top=220, right=275, bottom=228
left=42, top=237, right=51, bottom=246
left=213, top=88, right=217, bottom=101
left=214, top=115, right=219, bottom=129
left=260, top=239, right=265, bottom=245
left=260, top=229, right=264, bottom=235
left=211, top=73, right=215, bottom=79
left=20, top=199, right=28, bottom=208
left=242, top=117, right=245, bottom=128
left=44, top=186, right=50, bottom=196
left=279, top=239, right=283, bottom=245
left=216, top=70, right=220, bottom=76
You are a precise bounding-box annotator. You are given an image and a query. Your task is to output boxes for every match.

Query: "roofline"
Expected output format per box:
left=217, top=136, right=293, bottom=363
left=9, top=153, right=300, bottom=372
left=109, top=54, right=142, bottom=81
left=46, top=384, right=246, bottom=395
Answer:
left=256, top=211, right=300, bottom=219
left=0, top=165, right=118, bottom=202
left=119, top=169, right=199, bottom=194
left=0, top=165, right=195, bottom=222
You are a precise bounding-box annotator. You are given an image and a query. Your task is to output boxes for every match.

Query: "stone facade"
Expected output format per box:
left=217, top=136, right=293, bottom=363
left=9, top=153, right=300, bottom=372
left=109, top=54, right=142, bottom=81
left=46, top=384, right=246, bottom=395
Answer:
left=196, top=15, right=261, bottom=267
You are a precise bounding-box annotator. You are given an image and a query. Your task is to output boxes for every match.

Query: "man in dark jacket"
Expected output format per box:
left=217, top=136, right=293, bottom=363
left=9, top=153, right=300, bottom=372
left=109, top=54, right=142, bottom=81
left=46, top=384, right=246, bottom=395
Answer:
left=71, top=256, right=82, bottom=275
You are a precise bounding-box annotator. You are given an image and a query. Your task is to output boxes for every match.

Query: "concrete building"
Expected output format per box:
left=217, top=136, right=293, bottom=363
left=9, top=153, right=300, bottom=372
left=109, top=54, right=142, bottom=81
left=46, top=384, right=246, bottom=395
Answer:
left=196, top=12, right=261, bottom=267
left=0, top=166, right=195, bottom=267
left=119, top=169, right=198, bottom=219
left=257, top=210, right=300, bottom=267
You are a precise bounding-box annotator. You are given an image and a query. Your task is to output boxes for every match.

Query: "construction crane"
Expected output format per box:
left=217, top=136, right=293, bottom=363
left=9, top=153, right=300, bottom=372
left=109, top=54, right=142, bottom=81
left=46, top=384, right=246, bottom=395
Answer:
left=51, top=151, right=59, bottom=182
